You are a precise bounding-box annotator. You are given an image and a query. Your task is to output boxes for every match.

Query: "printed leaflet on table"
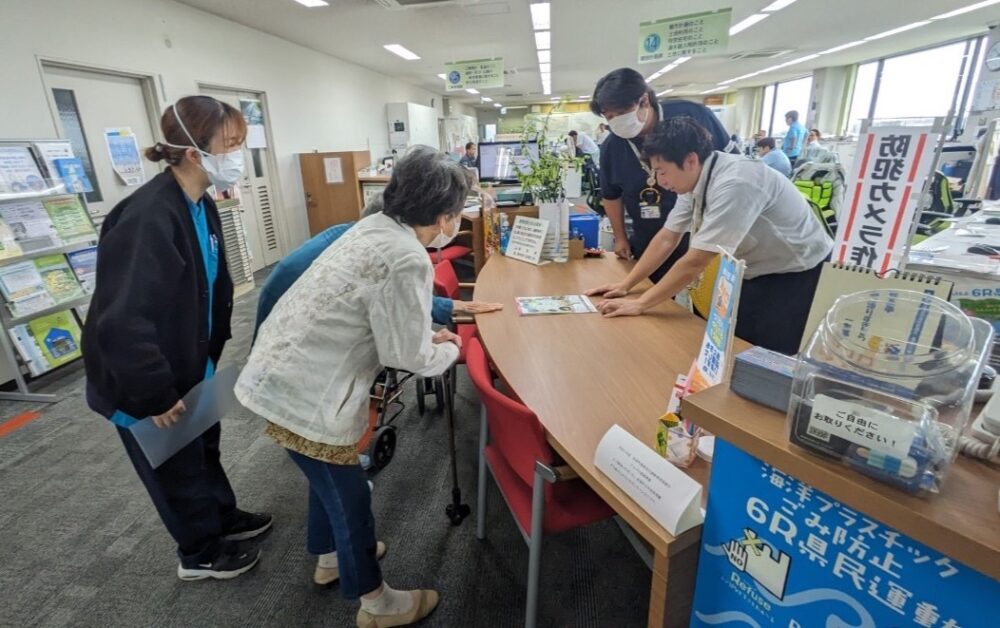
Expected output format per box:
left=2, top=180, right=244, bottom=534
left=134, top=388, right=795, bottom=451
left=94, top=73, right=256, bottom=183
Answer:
left=515, top=295, right=597, bottom=315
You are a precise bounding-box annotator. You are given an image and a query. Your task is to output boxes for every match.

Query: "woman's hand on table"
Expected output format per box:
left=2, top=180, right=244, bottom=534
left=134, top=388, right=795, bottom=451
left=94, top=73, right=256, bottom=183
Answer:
left=152, top=399, right=187, bottom=429
left=597, top=298, right=646, bottom=318
left=585, top=282, right=630, bottom=299
left=433, top=329, right=462, bottom=348
left=454, top=300, right=504, bottom=314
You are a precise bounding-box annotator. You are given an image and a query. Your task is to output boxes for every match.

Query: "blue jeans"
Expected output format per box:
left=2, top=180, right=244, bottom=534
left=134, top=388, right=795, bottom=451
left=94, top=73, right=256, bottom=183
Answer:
left=285, top=449, right=382, bottom=598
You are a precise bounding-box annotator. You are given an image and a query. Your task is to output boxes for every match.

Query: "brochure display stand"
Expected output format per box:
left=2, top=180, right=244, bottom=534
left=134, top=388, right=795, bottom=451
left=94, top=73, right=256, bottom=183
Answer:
left=0, top=140, right=99, bottom=403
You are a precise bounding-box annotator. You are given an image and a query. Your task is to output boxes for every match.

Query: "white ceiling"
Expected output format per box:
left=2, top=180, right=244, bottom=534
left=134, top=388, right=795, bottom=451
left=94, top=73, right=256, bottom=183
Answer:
left=176, top=0, right=1000, bottom=109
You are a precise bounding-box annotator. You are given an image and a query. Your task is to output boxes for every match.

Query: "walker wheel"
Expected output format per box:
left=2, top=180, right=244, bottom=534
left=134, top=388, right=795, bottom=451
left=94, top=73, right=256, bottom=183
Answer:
left=368, top=426, right=397, bottom=470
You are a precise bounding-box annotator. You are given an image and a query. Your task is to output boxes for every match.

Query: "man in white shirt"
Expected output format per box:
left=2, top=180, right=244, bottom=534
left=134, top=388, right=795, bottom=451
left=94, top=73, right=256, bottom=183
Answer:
left=568, top=130, right=600, bottom=163
left=587, top=117, right=833, bottom=354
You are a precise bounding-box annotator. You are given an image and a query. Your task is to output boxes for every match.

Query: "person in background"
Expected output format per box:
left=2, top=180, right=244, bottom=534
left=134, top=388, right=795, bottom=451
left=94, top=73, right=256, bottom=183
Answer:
left=236, top=146, right=466, bottom=627
left=254, top=195, right=502, bottom=341
left=755, top=137, right=792, bottom=177
left=568, top=129, right=600, bottom=166
left=591, top=67, right=730, bottom=281
left=83, top=96, right=271, bottom=581
left=459, top=142, right=477, bottom=168
left=797, top=128, right=825, bottom=164
left=586, top=117, right=832, bottom=355
left=596, top=123, right=611, bottom=144
left=782, top=110, right=808, bottom=162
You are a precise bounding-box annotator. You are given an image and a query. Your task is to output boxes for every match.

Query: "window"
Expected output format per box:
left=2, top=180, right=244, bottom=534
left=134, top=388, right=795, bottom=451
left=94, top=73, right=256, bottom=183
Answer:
left=759, top=76, right=813, bottom=138
left=846, top=62, right=878, bottom=136
left=873, top=41, right=966, bottom=120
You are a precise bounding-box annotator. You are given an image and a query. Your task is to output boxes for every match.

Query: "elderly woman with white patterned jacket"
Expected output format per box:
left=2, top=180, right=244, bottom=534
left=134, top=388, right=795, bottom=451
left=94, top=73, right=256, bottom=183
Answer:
left=235, top=146, right=465, bottom=628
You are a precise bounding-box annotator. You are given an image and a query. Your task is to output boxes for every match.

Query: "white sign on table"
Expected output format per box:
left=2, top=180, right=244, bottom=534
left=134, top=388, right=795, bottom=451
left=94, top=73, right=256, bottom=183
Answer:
left=595, top=424, right=704, bottom=536
left=834, top=125, right=937, bottom=275
left=505, top=215, right=549, bottom=265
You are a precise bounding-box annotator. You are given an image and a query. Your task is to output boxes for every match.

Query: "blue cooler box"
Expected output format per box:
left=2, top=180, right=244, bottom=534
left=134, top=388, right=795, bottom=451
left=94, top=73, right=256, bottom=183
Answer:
left=569, top=214, right=600, bottom=249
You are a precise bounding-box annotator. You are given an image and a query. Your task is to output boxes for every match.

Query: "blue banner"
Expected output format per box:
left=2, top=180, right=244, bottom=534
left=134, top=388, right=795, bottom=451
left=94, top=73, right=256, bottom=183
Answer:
left=691, top=439, right=998, bottom=627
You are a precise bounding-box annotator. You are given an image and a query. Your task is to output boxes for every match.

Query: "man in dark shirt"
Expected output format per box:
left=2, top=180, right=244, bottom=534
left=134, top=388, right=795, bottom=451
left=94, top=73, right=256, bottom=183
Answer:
left=592, top=67, right=730, bottom=281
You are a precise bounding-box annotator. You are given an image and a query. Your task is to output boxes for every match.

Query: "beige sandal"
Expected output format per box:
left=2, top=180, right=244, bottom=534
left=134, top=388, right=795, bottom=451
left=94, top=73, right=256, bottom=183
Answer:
left=355, top=590, right=439, bottom=628
left=313, top=541, right=387, bottom=587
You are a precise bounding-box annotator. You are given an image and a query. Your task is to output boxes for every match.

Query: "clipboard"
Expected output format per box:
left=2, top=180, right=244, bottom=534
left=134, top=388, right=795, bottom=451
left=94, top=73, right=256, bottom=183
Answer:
left=127, top=365, right=241, bottom=468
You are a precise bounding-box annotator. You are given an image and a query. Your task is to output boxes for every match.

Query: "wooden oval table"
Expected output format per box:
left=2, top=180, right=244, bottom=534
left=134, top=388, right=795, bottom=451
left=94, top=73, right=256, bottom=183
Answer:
left=474, top=254, right=740, bottom=628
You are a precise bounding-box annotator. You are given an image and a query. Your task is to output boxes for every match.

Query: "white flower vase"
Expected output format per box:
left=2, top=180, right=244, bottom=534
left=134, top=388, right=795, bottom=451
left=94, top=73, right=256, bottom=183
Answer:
left=539, top=199, right=570, bottom=263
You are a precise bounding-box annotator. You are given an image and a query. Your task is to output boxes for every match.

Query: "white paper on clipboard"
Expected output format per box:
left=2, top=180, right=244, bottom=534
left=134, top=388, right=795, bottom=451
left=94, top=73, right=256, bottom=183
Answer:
left=127, top=365, right=241, bottom=468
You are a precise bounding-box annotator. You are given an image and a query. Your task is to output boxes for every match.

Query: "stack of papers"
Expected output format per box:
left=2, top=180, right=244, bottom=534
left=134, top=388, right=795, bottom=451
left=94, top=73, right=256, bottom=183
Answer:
left=729, top=347, right=797, bottom=413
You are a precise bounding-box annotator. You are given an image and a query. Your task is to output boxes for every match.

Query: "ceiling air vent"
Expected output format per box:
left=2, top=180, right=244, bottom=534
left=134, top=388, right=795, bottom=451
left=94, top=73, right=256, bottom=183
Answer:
left=374, top=0, right=478, bottom=8
left=729, top=49, right=793, bottom=60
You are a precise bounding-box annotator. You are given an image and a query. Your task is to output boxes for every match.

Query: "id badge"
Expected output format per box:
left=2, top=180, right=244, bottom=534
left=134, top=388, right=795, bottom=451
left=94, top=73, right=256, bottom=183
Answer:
left=640, top=204, right=661, bottom=219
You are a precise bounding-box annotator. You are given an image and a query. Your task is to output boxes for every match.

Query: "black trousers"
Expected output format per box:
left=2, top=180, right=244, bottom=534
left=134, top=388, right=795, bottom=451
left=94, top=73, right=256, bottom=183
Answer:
left=632, top=232, right=690, bottom=283
left=117, top=422, right=238, bottom=563
left=735, top=260, right=825, bottom=355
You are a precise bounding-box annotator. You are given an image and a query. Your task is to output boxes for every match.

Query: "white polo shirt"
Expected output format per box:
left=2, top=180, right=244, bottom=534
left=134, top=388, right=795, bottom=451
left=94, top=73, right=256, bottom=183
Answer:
left=665, top=151, right=832, bottom=279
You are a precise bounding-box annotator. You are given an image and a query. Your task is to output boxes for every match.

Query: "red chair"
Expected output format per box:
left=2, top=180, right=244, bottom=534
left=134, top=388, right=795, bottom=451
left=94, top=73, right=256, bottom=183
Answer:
left=466, top=338, right=614, bottom=628
left=431, top=260, right=476, bottom=364
left=428, top=243, right=473, bottom=266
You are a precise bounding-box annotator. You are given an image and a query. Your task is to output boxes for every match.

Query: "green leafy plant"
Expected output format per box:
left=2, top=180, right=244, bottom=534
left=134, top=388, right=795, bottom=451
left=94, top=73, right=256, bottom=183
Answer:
left=515, top=97, right=583, bottom=203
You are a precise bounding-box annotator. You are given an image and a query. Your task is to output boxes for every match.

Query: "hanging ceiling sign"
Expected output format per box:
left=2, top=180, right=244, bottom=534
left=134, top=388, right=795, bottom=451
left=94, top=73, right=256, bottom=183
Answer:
left=639, top=8, right=732, bottom=64
left=445, top=58, right=504, bottom=91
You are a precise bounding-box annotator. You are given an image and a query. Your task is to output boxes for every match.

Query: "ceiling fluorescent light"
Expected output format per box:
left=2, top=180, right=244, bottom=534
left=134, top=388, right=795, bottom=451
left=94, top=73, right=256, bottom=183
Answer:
left=530, top=3, right=551, bottom=30
left=537, top=50, right=550, bottom=63
left=780, top=53, right=820, bottom=67
left=550, top=97, right=561, bottom=101
left=646, top=56, right=691, bottom=82
left=383, top=44, right=420, bottom=60
left=819, top=40, right=865, bottom=55
left=729, top=13, right=769, bottom=36
left=293, top=0, right=329, bottom=7
left=932, top=0, right=1000, bottom=20
left=466, top=88, right=480, bottom=94
left=864, top=21, right=930, bottom=41
left=578, top=94, right=590, bottom=99
left=534, top=30, right=550, bottom=50
left=482, top=97, right=493, bottom=102
left=700, top=87, right=725, bottom=95
left=657, top=88, right=674, bottom=96
left=539, top=63, right=551, bottom=73
left=762, top=0, right=798, bottom=11
left=436, top=73, right=447, bottom=80
left=494, top=103, right=502, bottom=108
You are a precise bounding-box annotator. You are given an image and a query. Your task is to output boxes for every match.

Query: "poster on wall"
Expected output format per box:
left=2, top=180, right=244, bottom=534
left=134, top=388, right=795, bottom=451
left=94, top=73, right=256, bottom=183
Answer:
left=445, top=58, right=504, bottom=91
left=239, top=98, right=267, bottom=149
left=834, top=124, right=937, bottom=275
left=638, top=9, right=731, bottom=64
left=103, top=128, right=144, bottom=187
left=691, top=439, right=998, bottom=628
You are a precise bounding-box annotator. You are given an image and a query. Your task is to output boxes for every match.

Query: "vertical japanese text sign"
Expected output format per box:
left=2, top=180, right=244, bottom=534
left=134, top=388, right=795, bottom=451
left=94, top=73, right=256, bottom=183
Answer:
left=835, top=126, right=936, bottom=274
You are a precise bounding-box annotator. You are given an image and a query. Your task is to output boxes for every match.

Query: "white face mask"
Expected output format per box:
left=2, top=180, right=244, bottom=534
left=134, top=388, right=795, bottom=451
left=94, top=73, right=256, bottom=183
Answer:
left=429, top=215, right=461, bottom=249
left=608, top=100, right=649, bottom=139
left=168, top=102, right=246, bottom=190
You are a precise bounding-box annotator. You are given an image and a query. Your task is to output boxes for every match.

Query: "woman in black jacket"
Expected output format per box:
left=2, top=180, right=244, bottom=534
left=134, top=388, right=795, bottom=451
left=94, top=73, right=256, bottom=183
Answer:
left=83, top=96, right=271, bottom=581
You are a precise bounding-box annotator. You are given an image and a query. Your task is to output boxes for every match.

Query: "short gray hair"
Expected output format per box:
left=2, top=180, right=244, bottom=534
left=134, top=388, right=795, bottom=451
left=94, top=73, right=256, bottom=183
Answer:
left=382, top=145, right=468, bottom=227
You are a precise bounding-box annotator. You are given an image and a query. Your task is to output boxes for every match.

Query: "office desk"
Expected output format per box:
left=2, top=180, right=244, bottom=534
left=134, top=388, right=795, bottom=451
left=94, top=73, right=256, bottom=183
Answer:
left=474, top=255, right=747, bottom=628
left=682, top=385, right=1000, bottom=582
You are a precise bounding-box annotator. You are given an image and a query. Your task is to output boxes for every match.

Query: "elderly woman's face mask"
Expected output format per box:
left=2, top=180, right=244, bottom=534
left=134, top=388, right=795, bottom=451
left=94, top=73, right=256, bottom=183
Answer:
left=429, top=214, right=462, bottom=250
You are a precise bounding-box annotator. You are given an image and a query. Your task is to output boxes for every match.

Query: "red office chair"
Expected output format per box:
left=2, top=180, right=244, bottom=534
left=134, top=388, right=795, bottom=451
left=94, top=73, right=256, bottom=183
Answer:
left=431, top=260, right=477, bottom=364
left=466, top=338, right=614, bottom=628
left=428, top=243, right=473, bottom=266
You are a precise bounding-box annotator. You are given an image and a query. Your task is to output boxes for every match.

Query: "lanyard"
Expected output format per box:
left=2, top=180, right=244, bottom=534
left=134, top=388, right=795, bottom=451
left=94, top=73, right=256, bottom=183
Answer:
left=626, top=103, right=664, bottom=206
left=692, top=152, right=719, bottom=235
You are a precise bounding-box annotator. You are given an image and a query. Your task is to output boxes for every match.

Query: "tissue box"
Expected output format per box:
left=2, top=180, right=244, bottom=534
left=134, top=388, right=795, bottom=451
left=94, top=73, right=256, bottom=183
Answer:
left=569, top=214, right=600, bottom=249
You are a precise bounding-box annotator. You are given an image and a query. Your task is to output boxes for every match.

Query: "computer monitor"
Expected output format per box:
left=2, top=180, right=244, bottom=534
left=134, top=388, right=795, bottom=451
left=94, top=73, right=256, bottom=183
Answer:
left=477, top=141, right=539, bottom=184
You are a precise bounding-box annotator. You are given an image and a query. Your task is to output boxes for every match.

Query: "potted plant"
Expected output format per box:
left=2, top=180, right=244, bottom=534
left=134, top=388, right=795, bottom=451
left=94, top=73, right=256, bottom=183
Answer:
left=515, top=98, right=583, bottom=262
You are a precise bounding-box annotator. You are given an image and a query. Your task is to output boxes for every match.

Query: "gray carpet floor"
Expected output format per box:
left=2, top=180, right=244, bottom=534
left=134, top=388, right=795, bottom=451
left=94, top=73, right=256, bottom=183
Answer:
left=0, top=269, right=650, bottom=628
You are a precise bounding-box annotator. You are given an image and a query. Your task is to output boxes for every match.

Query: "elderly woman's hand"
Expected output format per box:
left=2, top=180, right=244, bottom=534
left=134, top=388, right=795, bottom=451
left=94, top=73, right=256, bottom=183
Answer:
left=432, top=329, right=462, bottom=348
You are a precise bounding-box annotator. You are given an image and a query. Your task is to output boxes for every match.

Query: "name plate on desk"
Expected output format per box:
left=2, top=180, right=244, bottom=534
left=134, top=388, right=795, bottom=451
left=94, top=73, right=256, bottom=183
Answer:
left=595, top=424, right=704, bottom=535
left=505, top=215, right=549, bottom=265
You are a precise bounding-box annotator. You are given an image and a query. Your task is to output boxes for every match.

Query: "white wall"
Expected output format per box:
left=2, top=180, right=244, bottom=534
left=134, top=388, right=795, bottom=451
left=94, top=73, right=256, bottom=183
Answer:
left=0, top=0, right=442, bottom=250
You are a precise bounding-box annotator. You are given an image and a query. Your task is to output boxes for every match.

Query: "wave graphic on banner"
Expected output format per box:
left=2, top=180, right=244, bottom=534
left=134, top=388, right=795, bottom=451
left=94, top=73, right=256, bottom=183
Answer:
left=693, top=610, right=761, bottom=627
left=703, top=544, right=876, bottom=628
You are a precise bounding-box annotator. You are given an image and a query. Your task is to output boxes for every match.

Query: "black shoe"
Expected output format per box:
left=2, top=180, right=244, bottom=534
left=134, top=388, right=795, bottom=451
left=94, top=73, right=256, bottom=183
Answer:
left=222, top=510, right=273, bottom=542
left=177, top=543, right=261, bottom=581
